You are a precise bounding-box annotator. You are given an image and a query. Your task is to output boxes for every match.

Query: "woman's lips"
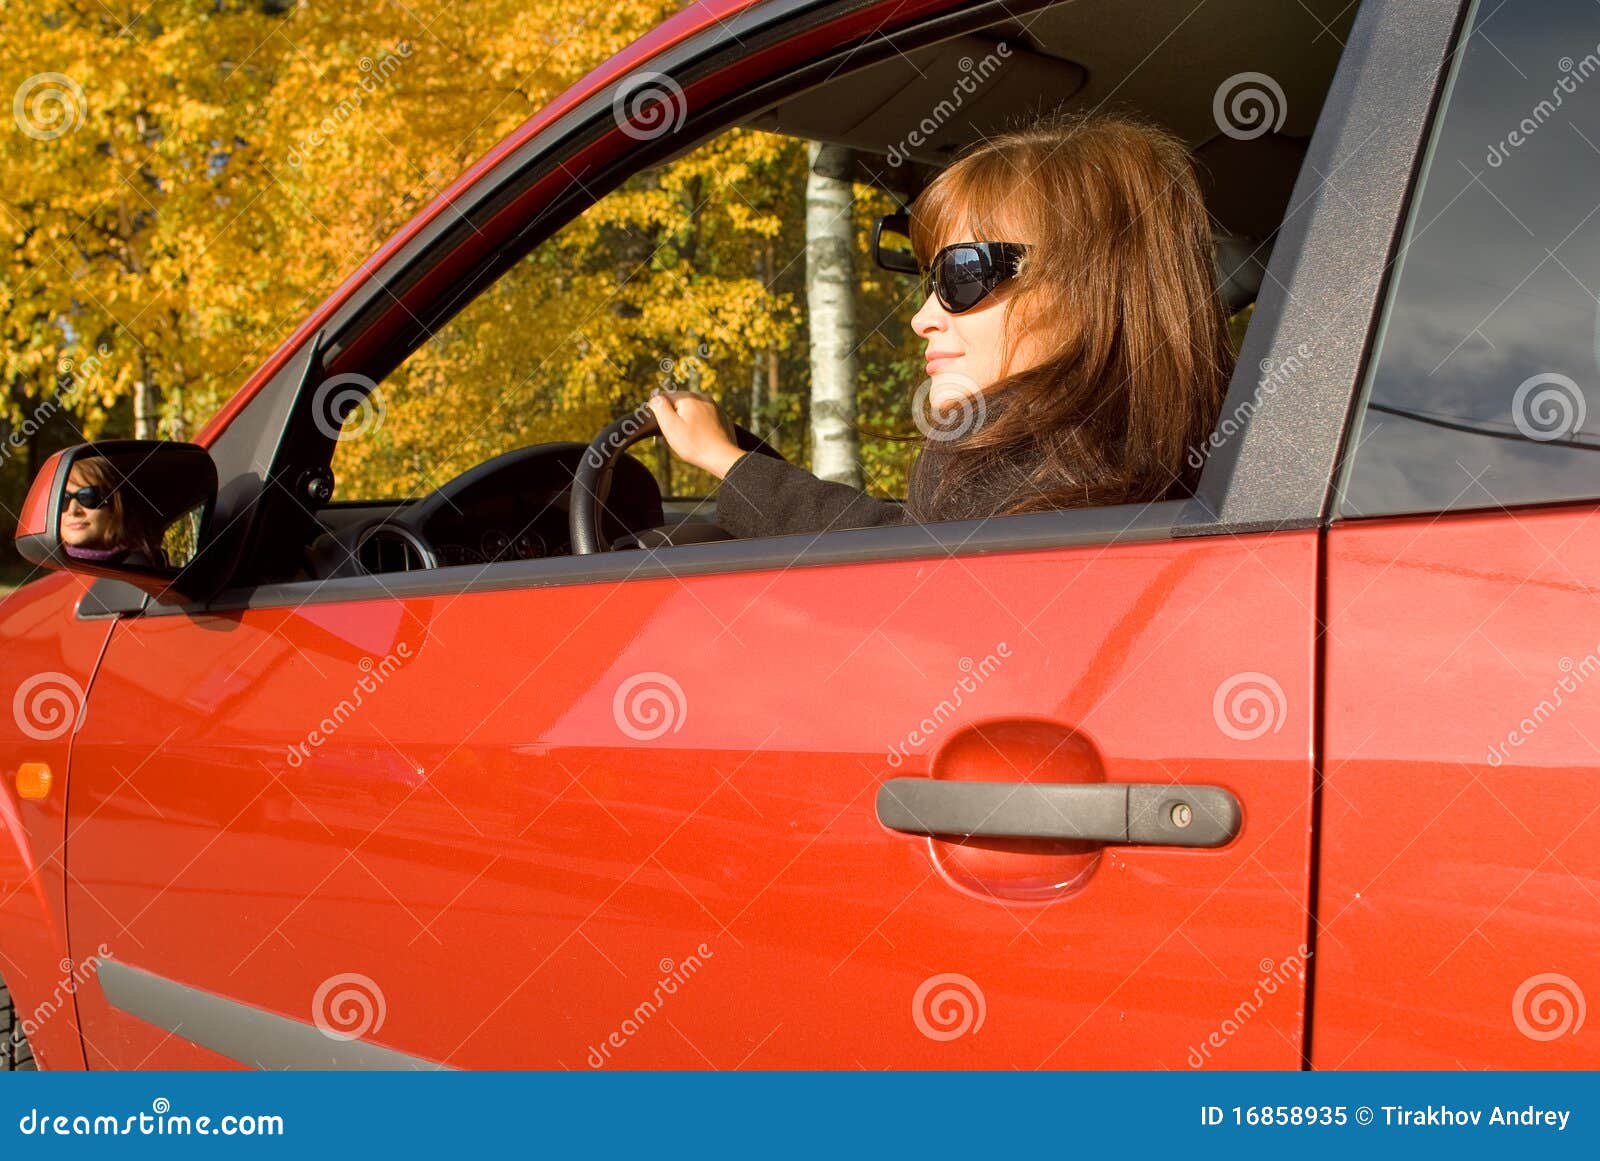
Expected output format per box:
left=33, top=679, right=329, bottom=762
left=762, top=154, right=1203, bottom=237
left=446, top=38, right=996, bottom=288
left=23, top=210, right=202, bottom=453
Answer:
left=924, top=354, right=960, bottom=374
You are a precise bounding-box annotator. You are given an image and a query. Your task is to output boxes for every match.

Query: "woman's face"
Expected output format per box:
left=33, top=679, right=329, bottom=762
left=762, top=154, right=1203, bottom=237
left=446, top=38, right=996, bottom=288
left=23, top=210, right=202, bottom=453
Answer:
left=911, top=222, right=1050, bottom=410
left=60, top=466, right=116, bottom=549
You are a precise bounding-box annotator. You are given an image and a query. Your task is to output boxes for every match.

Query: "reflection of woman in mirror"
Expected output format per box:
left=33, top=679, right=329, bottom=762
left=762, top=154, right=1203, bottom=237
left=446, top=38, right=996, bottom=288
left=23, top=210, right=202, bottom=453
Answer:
left=59, top=456, right=168, bottom=567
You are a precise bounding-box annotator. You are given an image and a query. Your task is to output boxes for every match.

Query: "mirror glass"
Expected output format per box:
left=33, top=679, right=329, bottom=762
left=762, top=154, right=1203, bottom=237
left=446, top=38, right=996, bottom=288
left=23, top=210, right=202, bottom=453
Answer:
left=56, top=449, right=208, bottom=578
left=872, top=212, right=919, bottom=275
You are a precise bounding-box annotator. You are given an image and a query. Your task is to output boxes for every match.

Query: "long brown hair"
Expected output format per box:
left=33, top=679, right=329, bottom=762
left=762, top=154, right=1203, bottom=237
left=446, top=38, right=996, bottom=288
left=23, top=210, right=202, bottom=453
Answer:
left=904, top=112, right=1234, bottom=516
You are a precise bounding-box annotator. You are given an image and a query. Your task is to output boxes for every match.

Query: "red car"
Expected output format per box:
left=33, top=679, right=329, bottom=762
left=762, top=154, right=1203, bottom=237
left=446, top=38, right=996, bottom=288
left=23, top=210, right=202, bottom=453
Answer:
left=3, top=0, right=1596, bottom=1070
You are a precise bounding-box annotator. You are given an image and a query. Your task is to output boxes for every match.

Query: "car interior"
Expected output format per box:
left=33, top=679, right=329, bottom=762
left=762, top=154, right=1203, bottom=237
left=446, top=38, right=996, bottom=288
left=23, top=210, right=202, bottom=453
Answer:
left=300, top=0, right=1358, bottom=581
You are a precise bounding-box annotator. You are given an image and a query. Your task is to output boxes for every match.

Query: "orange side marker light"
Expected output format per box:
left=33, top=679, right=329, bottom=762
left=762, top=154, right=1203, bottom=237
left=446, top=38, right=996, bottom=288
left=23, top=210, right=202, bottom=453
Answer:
left=16, top=763, right=52, bottom=800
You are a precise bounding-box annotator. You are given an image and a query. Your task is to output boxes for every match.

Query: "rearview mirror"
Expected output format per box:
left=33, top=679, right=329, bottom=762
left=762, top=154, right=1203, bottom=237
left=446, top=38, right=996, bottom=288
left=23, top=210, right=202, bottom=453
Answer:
left=14, top=440, right=219, bottom=604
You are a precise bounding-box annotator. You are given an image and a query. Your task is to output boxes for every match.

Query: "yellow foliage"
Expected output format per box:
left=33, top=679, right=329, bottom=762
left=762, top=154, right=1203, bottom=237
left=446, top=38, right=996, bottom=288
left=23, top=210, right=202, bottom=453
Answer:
left=2, top=0, right=925, bottom=513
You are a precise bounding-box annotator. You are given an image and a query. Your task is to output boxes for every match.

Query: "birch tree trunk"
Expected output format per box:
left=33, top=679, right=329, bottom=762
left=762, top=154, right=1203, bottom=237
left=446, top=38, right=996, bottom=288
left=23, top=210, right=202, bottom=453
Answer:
left=749, top=240, right=776, bottom=438
left=805, top=141, right=860, bottom=486
left=120, top=175, right=158, bottom=441
left=134, top=352, right=156, bottom=440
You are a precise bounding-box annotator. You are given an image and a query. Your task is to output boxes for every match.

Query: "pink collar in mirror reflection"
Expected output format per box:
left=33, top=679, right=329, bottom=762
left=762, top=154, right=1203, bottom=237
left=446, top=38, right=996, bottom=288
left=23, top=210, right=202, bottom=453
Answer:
left=61, top=544, right=127, bottom=562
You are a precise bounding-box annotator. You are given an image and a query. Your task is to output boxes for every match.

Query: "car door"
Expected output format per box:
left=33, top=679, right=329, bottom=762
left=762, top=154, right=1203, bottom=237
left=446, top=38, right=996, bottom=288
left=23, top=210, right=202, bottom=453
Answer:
left=67, top=516, right=1318, bottom=1069
left=59, top=0, right=1456, bottom=1069
left=1318, top=0, right=1600, bottom=1068
left=0, top=566, right=121, bottom=1072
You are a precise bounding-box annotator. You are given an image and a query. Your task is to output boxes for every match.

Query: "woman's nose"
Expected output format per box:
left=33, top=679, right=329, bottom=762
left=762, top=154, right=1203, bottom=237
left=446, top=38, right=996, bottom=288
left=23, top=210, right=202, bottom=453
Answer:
left=911, top=292, right=947, bottom=338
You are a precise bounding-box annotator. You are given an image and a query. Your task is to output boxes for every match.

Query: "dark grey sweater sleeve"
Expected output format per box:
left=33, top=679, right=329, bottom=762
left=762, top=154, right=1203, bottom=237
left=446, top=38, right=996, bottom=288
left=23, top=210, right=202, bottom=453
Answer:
left=713, top=452, right=911, bottom=539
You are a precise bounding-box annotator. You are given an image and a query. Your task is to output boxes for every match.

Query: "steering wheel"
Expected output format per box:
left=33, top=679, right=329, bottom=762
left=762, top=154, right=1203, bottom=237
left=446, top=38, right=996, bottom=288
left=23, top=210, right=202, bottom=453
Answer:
left=570, top=400, right=786, bottom=554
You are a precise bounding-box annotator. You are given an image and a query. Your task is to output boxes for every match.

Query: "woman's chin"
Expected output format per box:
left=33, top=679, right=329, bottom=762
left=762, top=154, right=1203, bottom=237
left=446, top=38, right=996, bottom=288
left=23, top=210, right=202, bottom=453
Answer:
left=928, top=389, right=980, bottom=411
left=926, top=365, right=987, bottom=409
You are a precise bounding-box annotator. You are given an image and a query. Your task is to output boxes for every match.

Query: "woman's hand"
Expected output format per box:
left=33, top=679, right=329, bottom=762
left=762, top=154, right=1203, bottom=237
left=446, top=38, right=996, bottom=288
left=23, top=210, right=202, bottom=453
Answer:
left=647, top=388, right=746, bottom=479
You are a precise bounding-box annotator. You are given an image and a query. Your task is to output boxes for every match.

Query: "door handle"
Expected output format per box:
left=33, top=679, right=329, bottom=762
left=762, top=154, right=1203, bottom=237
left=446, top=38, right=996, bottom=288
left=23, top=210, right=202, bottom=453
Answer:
left=876, top=779, right=1241, bottom=848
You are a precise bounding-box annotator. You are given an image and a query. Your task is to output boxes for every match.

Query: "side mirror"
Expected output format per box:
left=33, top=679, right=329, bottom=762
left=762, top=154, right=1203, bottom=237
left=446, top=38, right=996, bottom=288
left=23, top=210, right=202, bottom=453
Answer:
left=14, top=440, right=219, bottom=604
left=871, top=212, right=920, bottom=275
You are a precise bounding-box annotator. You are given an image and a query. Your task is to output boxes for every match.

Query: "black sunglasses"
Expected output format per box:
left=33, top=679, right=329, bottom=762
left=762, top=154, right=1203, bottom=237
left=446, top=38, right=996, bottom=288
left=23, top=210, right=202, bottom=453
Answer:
left=871, top=213, right=1027, bottom=314
left=922, top=240, right=1029, bottom=314
left=60, top=484, right=110, bottom=511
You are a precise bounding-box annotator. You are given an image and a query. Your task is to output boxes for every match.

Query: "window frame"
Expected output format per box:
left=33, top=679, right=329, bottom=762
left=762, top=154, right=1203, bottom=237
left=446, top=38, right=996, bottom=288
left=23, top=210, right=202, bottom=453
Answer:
left=98, top=0, right=1468, bottom=620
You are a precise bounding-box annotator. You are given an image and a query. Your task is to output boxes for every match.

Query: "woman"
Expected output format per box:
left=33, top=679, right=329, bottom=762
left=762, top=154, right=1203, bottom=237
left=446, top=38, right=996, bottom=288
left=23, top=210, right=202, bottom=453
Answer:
left=58, top=456, right=167, bottom=567
left=647, top=112, right=1234, bottom=536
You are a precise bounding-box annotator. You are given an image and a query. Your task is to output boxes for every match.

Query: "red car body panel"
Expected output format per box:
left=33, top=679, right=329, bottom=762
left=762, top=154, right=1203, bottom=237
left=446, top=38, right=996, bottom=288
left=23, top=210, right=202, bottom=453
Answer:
left=14, top=449, right=64, bottom=541
left=1317, top=507, right=1600, bottom=1067
left=65, top=532, right=1316, bottom=1068
left=0, top=572, right=115, bottom=1070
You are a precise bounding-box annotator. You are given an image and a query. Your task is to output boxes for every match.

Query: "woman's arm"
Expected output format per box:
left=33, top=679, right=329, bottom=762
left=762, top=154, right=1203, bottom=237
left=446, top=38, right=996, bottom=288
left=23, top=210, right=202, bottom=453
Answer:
left=647, top=388, right=910, bottom=539
left=713, top=452, right=909, bottom=539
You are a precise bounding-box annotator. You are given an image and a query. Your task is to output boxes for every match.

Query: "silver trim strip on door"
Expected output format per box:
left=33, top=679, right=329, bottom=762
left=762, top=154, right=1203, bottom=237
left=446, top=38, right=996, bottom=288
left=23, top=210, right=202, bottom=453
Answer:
left=98, top=961, right=453, bottom=1071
